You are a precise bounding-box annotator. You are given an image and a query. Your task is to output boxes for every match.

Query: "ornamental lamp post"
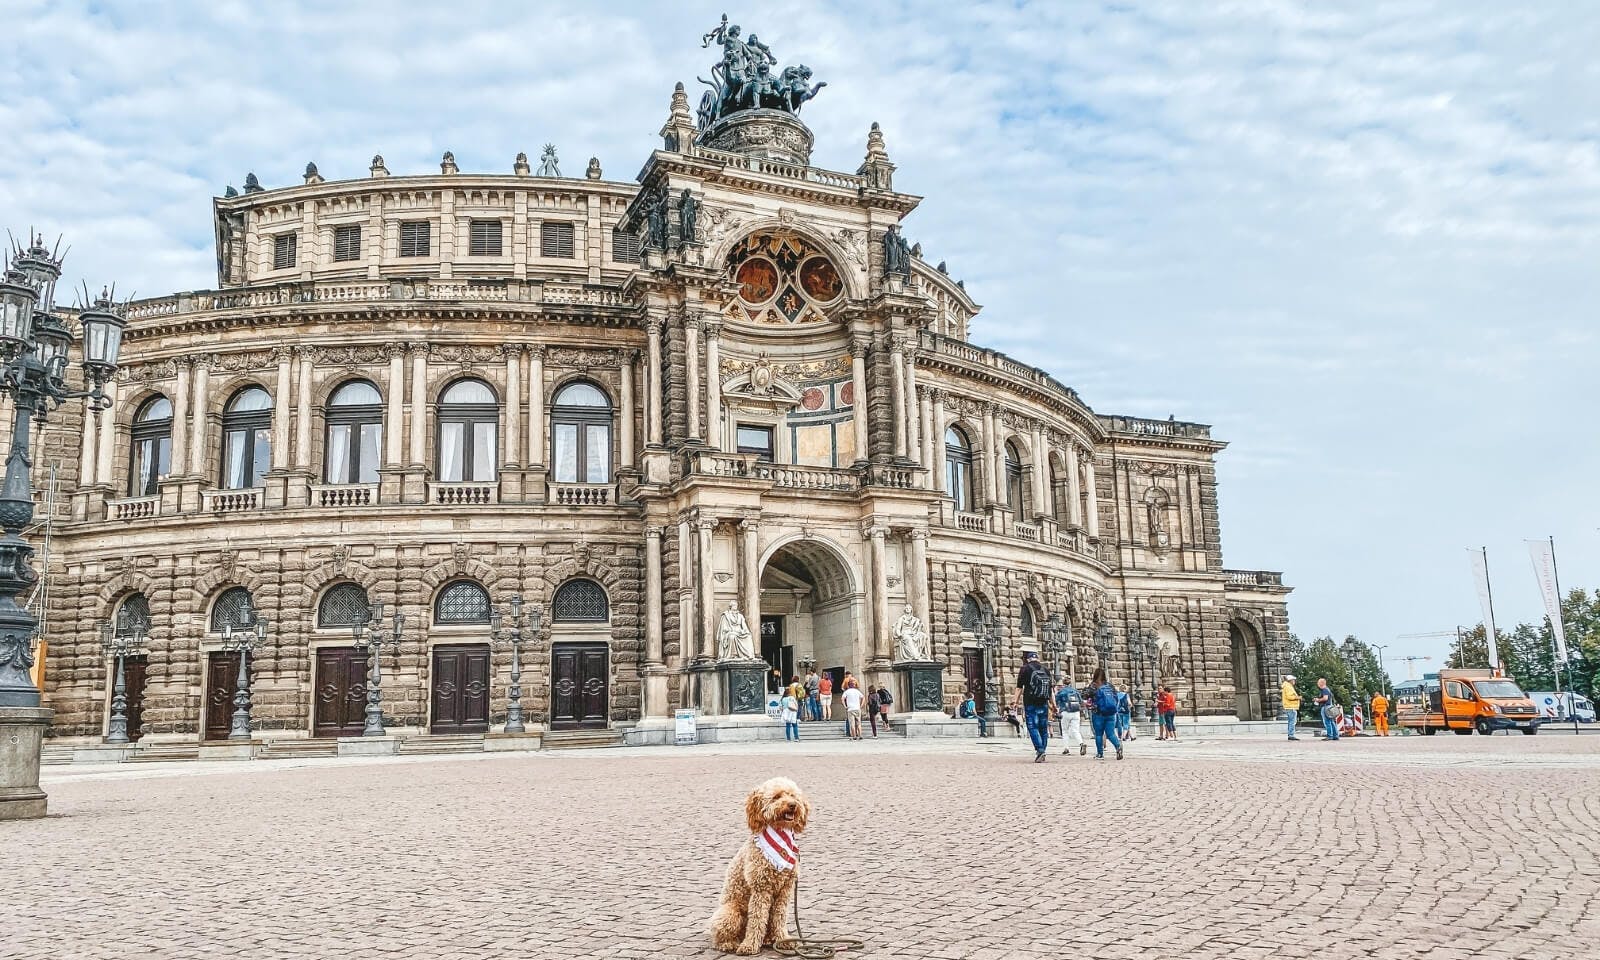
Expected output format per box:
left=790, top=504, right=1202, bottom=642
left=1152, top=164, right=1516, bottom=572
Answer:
left=1143, top=631, right=1161, bottom=719
left=977, top=611, right=1001, bottom=736
left=221, top=617, right=267, bottom=741
left=1093, top=619, right=1114, bottom=675
left=493, top=595, right=542, bottom=735
left=353, top=601, right=405, bottom=737
left=1127, top=627, right=1148, bottom=722
left=98, top=620, right=147, bottom=744
left=1042, top=614, right=1069, bottom=684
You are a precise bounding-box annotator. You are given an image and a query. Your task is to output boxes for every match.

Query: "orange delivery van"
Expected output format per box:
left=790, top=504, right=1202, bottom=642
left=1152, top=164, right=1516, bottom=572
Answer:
left=1394, top=669, right=1540, bottom=736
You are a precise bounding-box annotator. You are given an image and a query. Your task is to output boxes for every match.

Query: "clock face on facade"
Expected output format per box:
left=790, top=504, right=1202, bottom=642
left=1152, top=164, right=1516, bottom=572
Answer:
left=725, top=232, right=844, bottom=325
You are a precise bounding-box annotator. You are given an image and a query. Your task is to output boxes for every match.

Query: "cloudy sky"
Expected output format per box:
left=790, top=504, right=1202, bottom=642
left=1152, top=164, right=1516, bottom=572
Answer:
left=4, top=1, right=1595, bottom=673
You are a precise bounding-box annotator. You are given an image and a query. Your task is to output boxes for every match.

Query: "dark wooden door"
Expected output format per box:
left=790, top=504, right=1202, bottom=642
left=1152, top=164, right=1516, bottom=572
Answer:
left=314, top=647, right=369, bottom=738
left=204, top=652, right=240, bottom=741
left=123, top=655, right=148, bottom=743
left=760, top=616, right=785, bottom=691
left=430, top=644, right=490, bottom=733
left=963, top=648, right=987, bottom=716
left=551, top=644, right=608, bottom=729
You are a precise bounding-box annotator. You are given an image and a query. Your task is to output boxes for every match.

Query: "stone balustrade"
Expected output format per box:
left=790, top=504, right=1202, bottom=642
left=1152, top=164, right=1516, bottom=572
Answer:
left=106, top=495, right=161, bottom=521
left=548, top=482, right=616, bottom=506
left=1101, top=415, right=1213, bottom=440
left=751, top=463, right=857, bottom=492
left=122, top=277, right=636, bottom=322
left=918, top=330, right=1085, bottom=407
left=428, top=482, right=498, bottom=506
left=1224, top=569, right=1285, bottom=587
left=201, top=489, right=262, bottom=514
left=311, top=483, right=378, bottom=509
left=1012, top=520, right=1040, bottom=542
left=955, top=511, right=989, bottom=533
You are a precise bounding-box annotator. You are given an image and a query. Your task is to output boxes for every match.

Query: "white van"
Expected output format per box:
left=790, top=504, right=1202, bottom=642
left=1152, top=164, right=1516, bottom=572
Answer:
left=1528, top=691, right=1596, bottom=723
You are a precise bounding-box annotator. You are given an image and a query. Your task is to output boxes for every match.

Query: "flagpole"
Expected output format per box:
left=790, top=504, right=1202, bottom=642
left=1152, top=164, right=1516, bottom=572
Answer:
left=1482, top=547, right=1500, bottom=672
left=1549, top=536, right=1578, bottom=735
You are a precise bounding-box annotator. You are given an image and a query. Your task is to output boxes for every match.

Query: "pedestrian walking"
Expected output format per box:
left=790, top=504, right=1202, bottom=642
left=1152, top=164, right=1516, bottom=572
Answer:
left=1280, top=674, right=1301, bottom=741
left=1156, top=685, right=1178, bottom=741
left=1055, top=675, right=1086, bottom=756
left=1013, top=651, right=1053, bottom=762
left=804, top=669, right=821, bottom=721
left=841, top=680, right=865, bottom=740
left=876, top=683, right=893, bottom=734
left=780, top=689, right=800, bottom=742
left=818, top=672, right=833, bottom=721
left=840, top=671, right=859, bottom=735
left=867, top=685, right=883, bottom=737
left=1315, top=678, right=1339, bottom=741
left=1087, top=667, right=1124, bottom=760
left=1370, top=689, right=1390, bottom=737
left=1115, top=688, right=1133, bottom=741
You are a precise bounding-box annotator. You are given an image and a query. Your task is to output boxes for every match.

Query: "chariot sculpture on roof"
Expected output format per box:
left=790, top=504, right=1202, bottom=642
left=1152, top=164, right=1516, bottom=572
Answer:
left=697, top=13, right=826, bottom=129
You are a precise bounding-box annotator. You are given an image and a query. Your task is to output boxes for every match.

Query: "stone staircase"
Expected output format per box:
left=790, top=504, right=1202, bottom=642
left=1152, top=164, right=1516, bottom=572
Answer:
left=396, top=734, right=485, bottom=756
left=542, top=729, right=624, bottom=750
left=127, top=742, right=201, bottom=763
left=789, top=719, right=906, bottom=742
left=255, top=738, right=339, bottom=760
left=40, top=745, right=75, bottom=766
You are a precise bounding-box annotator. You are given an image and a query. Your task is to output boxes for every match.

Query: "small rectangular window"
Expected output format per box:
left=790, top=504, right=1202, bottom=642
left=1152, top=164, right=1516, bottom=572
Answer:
left=273, top=233, right=297, bottom=270
left=469, top=219, right=503, bottom=257
left=612, top=226, right=641, bottom=264
left=333, top=225, right=361, bottom=262
left=736, top=425, right=775, bottom=462
left=540, top=221, right=575, bottom=258
left=399, top=221, right=431, bottom=258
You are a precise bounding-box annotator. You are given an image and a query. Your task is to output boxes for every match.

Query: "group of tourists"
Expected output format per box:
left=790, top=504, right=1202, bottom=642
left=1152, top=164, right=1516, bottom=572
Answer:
left=778, top=669, right=893, bottom=742
left=1280, top=675, right=1393, bottom=742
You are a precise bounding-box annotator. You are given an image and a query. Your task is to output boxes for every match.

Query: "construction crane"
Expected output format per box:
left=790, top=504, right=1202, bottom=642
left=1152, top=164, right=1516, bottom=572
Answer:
left=1388, top=655, right=1432, bottom=680
left=1396, top=629, right=1465, bottom=678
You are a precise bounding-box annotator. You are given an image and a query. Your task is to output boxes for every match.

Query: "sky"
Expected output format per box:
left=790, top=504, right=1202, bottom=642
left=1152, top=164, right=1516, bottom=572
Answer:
left=2, top=1, right=1596, bottom=676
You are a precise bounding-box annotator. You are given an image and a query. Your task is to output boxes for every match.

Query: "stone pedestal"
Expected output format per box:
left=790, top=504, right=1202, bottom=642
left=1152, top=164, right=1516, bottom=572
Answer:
left=698, top=109, right=815, bottom=165
left=721, top=660, right=770, bottom=716
left=0, top=706, right=51, bottom=821
left=894, top=660, right=946, bottom=713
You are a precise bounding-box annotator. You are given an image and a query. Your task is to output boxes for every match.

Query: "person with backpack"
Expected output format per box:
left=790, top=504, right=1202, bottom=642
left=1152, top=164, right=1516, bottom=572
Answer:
left=876, top=683, right=893, bottom=733
left=1088, top=666, right=1124, bottom=760
left=959, top=692, right=987, bottom=737
left=1055, top=674, right=1086, bottom=756
left=1115, top=687, right=1134, bottom=741
left=1012, top=650, right=1053, bottom=762
left=803, top=669, right=821, bottom=722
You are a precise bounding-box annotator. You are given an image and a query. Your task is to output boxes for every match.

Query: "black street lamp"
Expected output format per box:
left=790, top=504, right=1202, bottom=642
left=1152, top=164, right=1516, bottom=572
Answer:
left=1127, top=627, right=1148, bottom=722
left=98, top=620, right=146, bottom=744
left=221, top=617, right=267, bottom=740
left=1093, top=618, right=1114, bottom=674
left=977, top=611, right=1001, bottom=736
left=353, top=601, right=405, bottom=737
left=492, top=595, right=542, bottom=734
left=1042, top=613, right=1069, bottom=684
left=1142, top=630, right=1161, bottom=720
left=0, top=237, right=125, bottom=710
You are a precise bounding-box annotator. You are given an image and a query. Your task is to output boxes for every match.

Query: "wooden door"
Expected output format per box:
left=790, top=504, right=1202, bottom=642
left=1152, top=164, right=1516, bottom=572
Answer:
left=551, top=644, right=608, bottom=729
left=314, top=647, right=369, bottom=738
left=963, top=648, right=987, bottom=716
left=204, top=652, right=240, bottom=741
left=123, top=656, right=148, bottom=743
left=430, top=644, right=490, bottom=733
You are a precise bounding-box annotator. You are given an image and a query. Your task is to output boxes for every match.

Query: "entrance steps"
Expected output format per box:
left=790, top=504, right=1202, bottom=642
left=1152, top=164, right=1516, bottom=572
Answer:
left=790, top=719, right=906, bottom=742
left=543, top=729, right=624, bottom=750
left=41, top=745, right=75, bottom=766
left=128, top=742, right=201, bottom=763
left=256, top=738, right=339, bottom=759
left=397, top=734, right=485, bottom=756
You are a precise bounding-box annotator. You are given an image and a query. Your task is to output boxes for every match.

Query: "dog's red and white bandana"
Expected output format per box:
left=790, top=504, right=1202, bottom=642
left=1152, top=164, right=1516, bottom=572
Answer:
left=753, top=827, right=798, bottom=872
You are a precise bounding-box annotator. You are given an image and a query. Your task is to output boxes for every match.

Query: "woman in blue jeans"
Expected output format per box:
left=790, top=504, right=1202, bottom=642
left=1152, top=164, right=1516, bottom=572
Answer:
left=1088, top=667, right=1125, bottom=760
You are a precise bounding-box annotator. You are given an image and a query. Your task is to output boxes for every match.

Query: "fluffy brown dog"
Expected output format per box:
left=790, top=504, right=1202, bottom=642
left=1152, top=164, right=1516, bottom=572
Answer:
left=709, top=777, right=812, bottom=955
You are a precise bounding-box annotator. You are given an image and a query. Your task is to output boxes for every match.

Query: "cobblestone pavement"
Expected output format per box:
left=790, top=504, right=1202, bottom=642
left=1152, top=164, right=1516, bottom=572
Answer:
left=7, top=735, right=1598, bottom=960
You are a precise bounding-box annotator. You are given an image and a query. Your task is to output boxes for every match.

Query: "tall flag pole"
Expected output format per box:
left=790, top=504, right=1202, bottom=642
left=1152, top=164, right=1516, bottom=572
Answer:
left=1468, top=547, right=1500, bottom=671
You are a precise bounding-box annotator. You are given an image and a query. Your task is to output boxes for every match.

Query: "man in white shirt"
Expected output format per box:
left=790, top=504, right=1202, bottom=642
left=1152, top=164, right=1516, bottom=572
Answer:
left=841, top=683, right=865, bottom=740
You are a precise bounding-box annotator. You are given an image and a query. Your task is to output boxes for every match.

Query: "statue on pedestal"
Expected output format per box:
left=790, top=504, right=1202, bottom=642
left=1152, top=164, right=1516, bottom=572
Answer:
left=717, top=603, right=755, bottom=661
left=892, top=605, right=930, bottom=663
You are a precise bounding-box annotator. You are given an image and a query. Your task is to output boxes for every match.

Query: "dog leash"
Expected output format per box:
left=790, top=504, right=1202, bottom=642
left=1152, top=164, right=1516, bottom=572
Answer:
left=772, top=875, right=866, bottom=959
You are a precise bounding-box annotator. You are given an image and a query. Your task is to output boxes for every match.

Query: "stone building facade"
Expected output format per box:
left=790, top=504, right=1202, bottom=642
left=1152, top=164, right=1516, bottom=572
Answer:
left=30, top=73, right=1290, bottom=747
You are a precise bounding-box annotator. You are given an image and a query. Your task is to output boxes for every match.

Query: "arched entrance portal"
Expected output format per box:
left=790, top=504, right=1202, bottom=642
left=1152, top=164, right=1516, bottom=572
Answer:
left=759, top=539, right=861, bottom=706
left=1229, top=620, right=1266, bottom=720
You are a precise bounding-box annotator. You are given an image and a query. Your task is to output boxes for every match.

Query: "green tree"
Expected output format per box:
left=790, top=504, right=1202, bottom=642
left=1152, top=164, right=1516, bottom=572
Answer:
left=1290, top=635, right=1392, bottom=721
left=1559, top=589, right=1599, bottom=698
left=1503, top=622, right=1556, bottom=691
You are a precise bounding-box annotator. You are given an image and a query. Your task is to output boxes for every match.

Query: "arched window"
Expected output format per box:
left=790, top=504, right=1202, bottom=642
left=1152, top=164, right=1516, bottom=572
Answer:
left=945, top=426, right=973, bottom=512
left=960, top=595, right=989, bottom=634
left=437, top=379, right=497, bottom=483
left=1004, top=441, right=1024, bottom=512
left=318, top=582, right=371, bottom=629
left=1019, top=602, right=1035, bottom=638
left=434, top=580, right=491, bottom=625
left=210, top=586, right=256, bottom=633
left=551, top=382, right=612, bottom=484
left=325, top=380, right=383, bottom=485
left=115, top=592, right=151, bottom=637
left=552, top=578, right=609, bottom=622
left=129, top=396, right=173, bottom=497
left=221, top=387, right=272, bottom=489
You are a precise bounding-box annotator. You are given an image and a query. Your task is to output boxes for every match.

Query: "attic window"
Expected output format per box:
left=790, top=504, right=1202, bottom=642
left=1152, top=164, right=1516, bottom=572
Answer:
left=399, top=221, right=431, bottom=258
left=612, top=227, right=641, bottom=264
left=540, top=221, right=575, bottom=259
left=333, top=225, right=361, bottom=262
left=469, top=219, right=503, bottom=257
left=273, top=233, right=297, bottom=270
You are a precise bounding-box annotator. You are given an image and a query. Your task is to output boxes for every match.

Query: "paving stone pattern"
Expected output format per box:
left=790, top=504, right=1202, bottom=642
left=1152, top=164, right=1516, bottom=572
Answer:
left=5, top=736, right=1598, bottom=959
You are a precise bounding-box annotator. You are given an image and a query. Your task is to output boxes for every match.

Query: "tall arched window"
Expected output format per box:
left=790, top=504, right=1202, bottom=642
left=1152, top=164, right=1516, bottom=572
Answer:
left=325, top=380, right=383, bottom=484
left=1019, top=602, right=1035, bottom=638
left=318, top=582, right=371, bottom=629
left=1004, top=441, right=1024, bottom=512
left=434, top=580, right=491, bottom=625
left=551, top=382, right=613, bottom=484
left=129, top=396, right=173, bottom=496
left=552, top=578, right=609, bottom=622
left=221, top=387, right=272, bottom=489
left=437, top=379, right=498, bottom=482
left=115, top=592, right=151, bottom=637
left=210, top=586, right=256, bottom=633
left=945, top=426, right=973, bottom=512
left=960, top=595, right=990, bottom=634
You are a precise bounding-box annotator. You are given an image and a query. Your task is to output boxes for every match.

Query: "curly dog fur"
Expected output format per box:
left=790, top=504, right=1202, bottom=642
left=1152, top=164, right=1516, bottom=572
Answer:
left=709, top=777, right=812, bottom=955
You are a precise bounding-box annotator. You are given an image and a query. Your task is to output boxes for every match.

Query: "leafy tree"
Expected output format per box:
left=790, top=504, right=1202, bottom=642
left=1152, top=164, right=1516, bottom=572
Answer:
left=1290, top=635, right=1392, bottom=721
left=1447, top=625, right=1514, bottom=672
left=1560, top=589, right=1599, bottom=698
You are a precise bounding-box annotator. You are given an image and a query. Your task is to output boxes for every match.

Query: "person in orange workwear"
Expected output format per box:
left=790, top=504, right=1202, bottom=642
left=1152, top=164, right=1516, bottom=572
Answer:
left=1370, top=689, right=1390, bottom=736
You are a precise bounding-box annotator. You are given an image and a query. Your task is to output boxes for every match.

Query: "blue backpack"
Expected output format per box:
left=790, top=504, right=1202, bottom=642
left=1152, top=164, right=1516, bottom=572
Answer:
left=1094, top=683, right=1119, bottom=716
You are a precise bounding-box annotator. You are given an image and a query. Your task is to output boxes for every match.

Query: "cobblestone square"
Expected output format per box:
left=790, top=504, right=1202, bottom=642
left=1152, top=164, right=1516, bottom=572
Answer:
left=6, top=736, right=1597, bottom=960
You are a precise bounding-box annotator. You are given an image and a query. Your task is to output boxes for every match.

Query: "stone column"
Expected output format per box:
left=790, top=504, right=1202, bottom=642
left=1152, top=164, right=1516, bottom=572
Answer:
left=907, top=529, right=930, bottom=630
left=644, top=525, right=664, bottom=665
left=527, top=346, right=545, bottom=467
left=981, top=403, right=998, bottom=505
left=740, top=517, right=760, bottom=645
left=931, top=390, right=947, bottom=493
left=867, top=523, right=890, bottom=663
left=272, top=349, right=293, bottom=470
left=408, top=345, right=428, bottom=466
left=685, top=320, right=701, bottom=441
left=677, top=516, right=693, bottom=662
left=1083, top=451, right=1100, bottom=538
left=645, top=320, right=663, bottom=446
left=696, top=518, right=716, bottom=661
left=169, top=362, right=191, bottom=476
left=704, top=321, right=722, bottom=450
left=94, top=381, right=118, bottom=488
left=890, top=340, right=907, bottom=459
left=1065, top=440, right=1083, bottom=527
left=503, top=346, right=521, bottom=466
left=384, top=346, right=404, bottom=467
left=189, top=359, right=210, bottom=476
left=904, top=344, right=920, bottom=461
left=620, top=351, right=636, bottom=468
left=918, top=386, right=934, bottom=478
left=77, top=394, right=98, bottom=488
left=849, top=336, right=869, bottom=462
left=1031, top=425, right=1047, bottom=519
left=294, top=352, right=314, bottom=470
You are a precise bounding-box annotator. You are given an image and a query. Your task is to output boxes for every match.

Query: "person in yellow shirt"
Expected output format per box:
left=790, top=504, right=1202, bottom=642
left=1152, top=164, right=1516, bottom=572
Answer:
left=1280, top=674, right=1302, bottom=741
left=1370, top=690, right=1390, bottom=737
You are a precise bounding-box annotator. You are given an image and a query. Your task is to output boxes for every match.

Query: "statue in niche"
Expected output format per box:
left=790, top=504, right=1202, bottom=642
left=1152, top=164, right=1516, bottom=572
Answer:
left=1147, top=497, right=1170, bottom=550
left=1158, top=631, right=1182, bottom=679
left=679, top=189, right=699, bottom=244
left=645, top=192, right=668, bottom=250
left=717, top=603, right=755, bottom=661
left=882, top=224, right=911, bottom=278
left=892, top=605, right=930, bottom=663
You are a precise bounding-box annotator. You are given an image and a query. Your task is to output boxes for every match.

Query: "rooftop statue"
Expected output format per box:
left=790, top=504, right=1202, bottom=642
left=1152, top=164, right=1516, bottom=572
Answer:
left=537, top=144, right=561, bottom=177
left=697, top=14, right=826, bottom=129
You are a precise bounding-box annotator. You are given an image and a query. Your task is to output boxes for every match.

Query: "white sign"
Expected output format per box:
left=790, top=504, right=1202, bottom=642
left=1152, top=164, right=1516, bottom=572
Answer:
left=1526, top=540, right=1569, bottom=662
left=673, top=709, right=697, bottom=746
left=1468, top=548, right=1500, bottom=669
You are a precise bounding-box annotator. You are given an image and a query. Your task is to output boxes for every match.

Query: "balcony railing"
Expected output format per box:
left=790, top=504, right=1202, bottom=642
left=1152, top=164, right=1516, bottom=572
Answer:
left=311, top=483, right=378, bottom=508
left=201, top=489, right=263, bottom=514
left=1224, top=569, right=1285, bottom=588
left=753, top=463, right=858, bottom=492
left=918, top=330, right=1085, bottom=407
left=1101, top=415, right=1213, bottom=441
left=1012, top=521, right=1040, bottom=543
left=106, top=495, right=161, bottom=521
left=862, top=464, right=918, bottom=489
left=548, top=482, right=616, bottom=506
left=955, top=511, right=989, bottom=533
left=428, top=482, right=498, bottom=506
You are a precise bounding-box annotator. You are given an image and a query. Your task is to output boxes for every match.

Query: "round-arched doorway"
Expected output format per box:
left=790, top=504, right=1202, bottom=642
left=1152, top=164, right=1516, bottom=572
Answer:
left=758, top=539, right=861, bottom=702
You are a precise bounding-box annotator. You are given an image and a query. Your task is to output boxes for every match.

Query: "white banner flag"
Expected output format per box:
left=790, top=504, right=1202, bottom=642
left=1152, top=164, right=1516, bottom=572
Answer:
left=1526, top=539, right=1569, bottom=662
left=1468, top=548, right=1500, bottom=669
